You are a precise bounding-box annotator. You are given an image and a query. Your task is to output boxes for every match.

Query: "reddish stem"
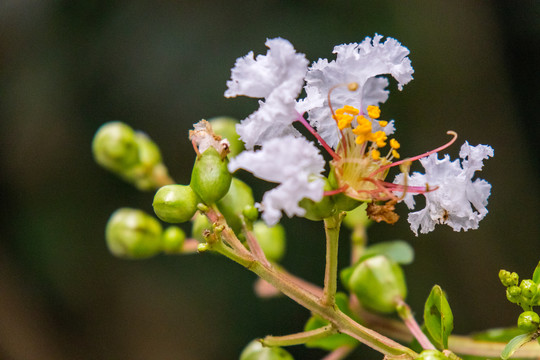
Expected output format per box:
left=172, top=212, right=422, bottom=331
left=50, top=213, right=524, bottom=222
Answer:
left=295, top=113, right=341, bottom=161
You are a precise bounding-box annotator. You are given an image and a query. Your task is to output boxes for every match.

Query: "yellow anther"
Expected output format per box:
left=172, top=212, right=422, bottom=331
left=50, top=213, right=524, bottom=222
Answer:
left=390, top=138, right=401, bottom=149
left=337, top=114, right=354, bottom=130
left=352, top=118, right=372, bottom=135
left=371, top=149, right=381, bottom=160
left=392, top=149, right=400, bottom=159
left=367, top=105, right=381, bottom=119
left=378, top=120, right=388, bottom=127
left=348, top=82, right=359, bottom=91
left=355, top=134, right=368, bottom=145
left=342, top=105, right=360, bottom=115
left=371, top=131, right=387, bottom=148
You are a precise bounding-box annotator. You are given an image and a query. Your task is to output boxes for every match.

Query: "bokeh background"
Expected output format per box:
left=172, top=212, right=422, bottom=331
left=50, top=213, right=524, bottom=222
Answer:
left=1, top=0, right=539, bottom=359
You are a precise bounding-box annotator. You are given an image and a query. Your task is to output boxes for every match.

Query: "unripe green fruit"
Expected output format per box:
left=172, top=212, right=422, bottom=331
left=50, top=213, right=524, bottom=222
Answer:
left=190, top=147, right=232, bottom=204
left=217, top=178, right=255, bottom=233
left=135, top=131, right=162, bottom=167
left=191, top=212, right=212, bottom=242
left=208, top=117, right=244, bottom=158
left=92, top=122, right=139, bottom=172
left=417, top=350, right=449, bottom=360
left=253, top=221, right=286, bottom=262
left=347, top=255, right=407, bottom=314
left=162, top=226, right=186, bottom=254
left=518, top=311, right=540, bottom=332
left=299, top=177, right=336, bottom=221
left=105, top=208, right=162, bottom=259
left=240, top=340, right=294, bottom=360
left=153, top=185, right=200, bottom=223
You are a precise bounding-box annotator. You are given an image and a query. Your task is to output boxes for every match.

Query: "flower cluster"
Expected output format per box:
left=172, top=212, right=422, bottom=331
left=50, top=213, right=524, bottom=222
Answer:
left=225, top=35, right=493, bottom=234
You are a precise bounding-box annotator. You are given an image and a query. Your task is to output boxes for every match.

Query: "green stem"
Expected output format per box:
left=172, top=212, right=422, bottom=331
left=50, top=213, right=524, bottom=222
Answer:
left=261, top=325, right=336, bottom=347
left=322, top=214, right=343, bottom=306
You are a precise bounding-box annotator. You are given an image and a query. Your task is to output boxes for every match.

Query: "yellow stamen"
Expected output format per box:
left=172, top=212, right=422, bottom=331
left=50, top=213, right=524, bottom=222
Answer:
left=342, top=105, right=360, bottom=115
left=352, top=116, right=372, bottom=135
left=390, top=138, right=400, bottom=149
left=371, top=149, right=381, bottom=160
left=348, top=82, right=358, bottom=91
left=378, top=120, right=388, bottom=127
left=336, top=114, right=354, bottom=130
left=392, top=149, right=400, bottom=159
left=371, top=131, right=387, bottom=148
left=367, top=105, right=381, bottom=119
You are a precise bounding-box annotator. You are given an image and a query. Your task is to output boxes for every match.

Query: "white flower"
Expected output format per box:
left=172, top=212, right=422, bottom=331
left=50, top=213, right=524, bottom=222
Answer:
left=299, top=35, right=414, bottom=148
left=228, top=136, right=325, bottom=225
left=393, top=142, right=494, bottom=235
left=225, top=38, right=309, bottom=149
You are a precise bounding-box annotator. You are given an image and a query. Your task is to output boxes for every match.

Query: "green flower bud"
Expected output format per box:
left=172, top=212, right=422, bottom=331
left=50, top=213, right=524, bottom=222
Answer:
left=347, top=255, right=407, bottom=314
left=216, top=178, right=255, bottom=233
left=499, top=270, right=512, bottom=287
left=153, top=185, right=200, bottom=223
left=517, top=311, right=540, bottom=332
left=240, top=340, right=294, bottom=360
left=190, top=147, right=232, bottom=204
left=253, top=221, right=286, bottom=262
left=417, top=350, right=449, bottom=360
left=105, top=208, right=162, bottom=259
left=162, top=226, right=185, bottom=254
left=520, top=279, right=537, bottom=301
left=506, top=286, right=522, bottom=304
left=208, top=116, right=244, bottom=158
left=243, top=205, right=259, bottom=222
left=92, top=122, right=139, bottom=173
left=299, top=177, right=336, bottom=221
left=191, top=212, right=212, bottom=242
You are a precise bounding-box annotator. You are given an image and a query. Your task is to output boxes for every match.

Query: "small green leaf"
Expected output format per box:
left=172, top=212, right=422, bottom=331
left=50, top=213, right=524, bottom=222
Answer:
left=501, top=332, right=536, bottom=360
left=424, top=285, right=454, bottom=349
left=361, top=240, right=414, bottom=265
left=532, top=261, right=540, bottom=284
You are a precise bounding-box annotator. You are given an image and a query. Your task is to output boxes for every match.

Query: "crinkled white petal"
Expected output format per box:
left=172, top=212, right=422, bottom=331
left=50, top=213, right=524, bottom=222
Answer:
left=225, top=38, right=308, bottom=99
left=228, top=136, right=325, bottom=225
left=393, top=142, right=493, bottom=235
left=301, top=35, right=414, bottom=148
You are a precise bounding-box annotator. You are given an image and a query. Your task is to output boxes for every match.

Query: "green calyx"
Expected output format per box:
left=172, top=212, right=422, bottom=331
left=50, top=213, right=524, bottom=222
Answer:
left=105, top=208, right=163, bottom=259
left=191, top=147, right=232, bottom=204
left=344, top=255, right=407, bottom=314
left=153, top=184, right=200, bottom=223
left=299, top=177, right=337, bottom=221
left=239, top=340, right=294, bottom=360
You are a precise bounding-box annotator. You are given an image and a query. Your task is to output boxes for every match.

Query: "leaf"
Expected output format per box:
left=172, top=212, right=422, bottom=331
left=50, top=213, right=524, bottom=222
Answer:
left=472, top=327, right=526, bottom=342
left=424, top=285, right=454, bottom=349
left=501, top=332, right=537, bottom=360
left=532, top=260, right=540, bottom=284
left=361, top=240, right=414, bottom=265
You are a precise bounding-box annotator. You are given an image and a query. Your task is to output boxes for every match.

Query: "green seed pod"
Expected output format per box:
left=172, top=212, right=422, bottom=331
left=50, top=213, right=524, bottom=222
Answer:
left=417, top=350, right=449, bottom=360
left=520, top=279, right=537, bottom=301
left=517, top=311, right=540, bottom=332
left=162, top=226, right=186, bottom=254
left=208, top=116, right=244, bottom=158
left=190, top=147, right=232, bottom=204
left=153, top=185, right=200, bottom=223
left=216, top=178, right=255, bottom=233
left=299, top=177, right=336, bottom=221
left=253, top=221, right=286, bottom=262
left=348, top=255, right=407, bottom=314
left=191, top=212, right=212, bottom=242
left=105, top=208, right=162, bottom=259
left=92, top=122, right=139, bottom=173
left=240, top=340, right=294, bottom=360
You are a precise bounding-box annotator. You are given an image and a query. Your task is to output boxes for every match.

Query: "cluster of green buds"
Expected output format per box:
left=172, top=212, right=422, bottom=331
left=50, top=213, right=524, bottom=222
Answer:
left=499, top=261, right=540, bottom=332
left=105, top=208, right=186, bottom=259
left=92, top=122, right=172, bottom=190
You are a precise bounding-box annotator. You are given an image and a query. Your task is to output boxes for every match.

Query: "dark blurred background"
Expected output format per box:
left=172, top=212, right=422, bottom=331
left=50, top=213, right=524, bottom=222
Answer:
left=0, top=0, right=538, bottom=359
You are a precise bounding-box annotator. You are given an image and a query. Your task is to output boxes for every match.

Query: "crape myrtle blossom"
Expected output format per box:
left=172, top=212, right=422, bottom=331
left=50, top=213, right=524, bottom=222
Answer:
left=224, top=35, right=494, bottom=232
left=393, top=142, right=494, bottom=235
left=228, top=136, right=325, bottom=226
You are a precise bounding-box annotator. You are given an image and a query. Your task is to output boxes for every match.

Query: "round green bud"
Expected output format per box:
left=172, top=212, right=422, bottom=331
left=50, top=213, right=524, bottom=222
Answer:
left=520, top=279, right=537, bottom=300
left=243, top=205, right=259, bottom=222
left=190, top=147, right=232, bottom=204
left=299, top=177, right=336, bottom=221
left=208, top=116, right=244, bottom=158
left=240, top=340, right=294, bottom=360
left=417, top=350, right=449, bottom=360
left=506, top=286, right=522, bottom=304
left=348, top=255, right=407, bottom=314
left=162, top=226, right=185, bottom=254
left=135, top=131, right=162, bottom=168
left=253, top=221, right=286, bottom=262
left=216, top=178, right=255, bottom=233
left=105, top=208, right=162, bottom=259
left=517, top=311, right=540, bottom=332
left=153, top=185, right=200, bottom=223
left=92, top=122, right=139, bottom=173
left=191, top=212, right=212, bottom=242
